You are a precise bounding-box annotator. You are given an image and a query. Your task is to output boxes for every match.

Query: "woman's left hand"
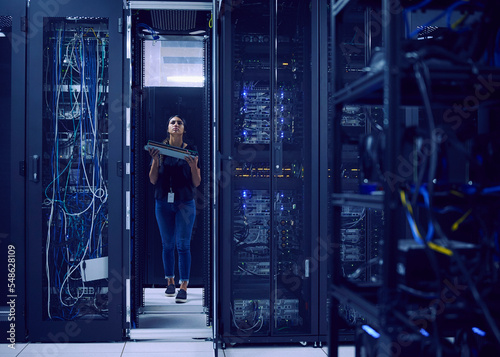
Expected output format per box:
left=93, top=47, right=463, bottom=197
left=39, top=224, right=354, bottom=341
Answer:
left=185, top=155, right=198, bottom=169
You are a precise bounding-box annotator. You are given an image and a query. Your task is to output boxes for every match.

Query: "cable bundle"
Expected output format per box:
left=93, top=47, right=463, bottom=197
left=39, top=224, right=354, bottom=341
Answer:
left=42, top=22, right=109, bottom=320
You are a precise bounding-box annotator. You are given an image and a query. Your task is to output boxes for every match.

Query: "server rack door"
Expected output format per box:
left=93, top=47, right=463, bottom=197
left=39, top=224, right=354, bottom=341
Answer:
left=219, top=0, right=317, bottom=344
left=225, top=0, right=273, bottom=342
left=316, top=0, right=330, bottom=341
left=26, top=0, right=124, bottom=342
left=273, top=0, right=315, bottom=338
left=0, top=1, right=27, bottom=345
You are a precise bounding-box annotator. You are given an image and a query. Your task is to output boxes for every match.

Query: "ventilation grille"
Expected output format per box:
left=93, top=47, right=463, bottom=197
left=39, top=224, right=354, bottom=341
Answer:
left=0, top=16, right=12, bottom=31
left=151, top=10, right=197, bottom=31
left=417, top=25, right=439, bottom=37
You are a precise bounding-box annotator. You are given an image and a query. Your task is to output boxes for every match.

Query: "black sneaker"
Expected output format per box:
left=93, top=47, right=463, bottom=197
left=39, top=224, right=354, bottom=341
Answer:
left=165, top=284, right=176, bottom=297
left=175, top=289, right=187, bottom=303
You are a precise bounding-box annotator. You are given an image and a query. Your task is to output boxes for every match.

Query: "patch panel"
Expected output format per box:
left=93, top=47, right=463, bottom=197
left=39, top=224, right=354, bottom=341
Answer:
left=77, top=287, right=95, bottom=295
left=235, top=261, right=270, bottom=276
left=275, top=299, right=302, bottom=327
left=232, top=298, right=303, bottom=329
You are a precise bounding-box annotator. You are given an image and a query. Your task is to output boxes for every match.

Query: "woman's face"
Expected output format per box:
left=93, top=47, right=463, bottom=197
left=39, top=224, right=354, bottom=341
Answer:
left=168, top=116, right=185, bottom=135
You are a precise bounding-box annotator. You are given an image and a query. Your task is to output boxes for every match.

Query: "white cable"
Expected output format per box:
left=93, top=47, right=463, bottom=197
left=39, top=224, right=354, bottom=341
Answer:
left=59, top=235, right=91, bottom=307
left=46, top=199, right=55, bottom=319
left=231, top=303, right=264, bottom=331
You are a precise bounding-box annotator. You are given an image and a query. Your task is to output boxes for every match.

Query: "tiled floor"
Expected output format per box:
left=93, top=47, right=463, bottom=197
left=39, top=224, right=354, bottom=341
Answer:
left=1, top=342, right=355, bottom=356
left=130, top=288, right=212, bottom=341
left=1, top=288, right=355, bottom=356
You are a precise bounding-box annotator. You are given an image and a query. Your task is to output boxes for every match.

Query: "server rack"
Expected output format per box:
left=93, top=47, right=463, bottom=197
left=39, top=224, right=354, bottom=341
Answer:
left=217, top=0, right=325, bottom=347
left=0, top=1, right=27, bottom=344
left=26, top=0, right=125, bottom=342
left=328, top=0, right=500, bottom=356
left=322, top=4, right=385, bottom=343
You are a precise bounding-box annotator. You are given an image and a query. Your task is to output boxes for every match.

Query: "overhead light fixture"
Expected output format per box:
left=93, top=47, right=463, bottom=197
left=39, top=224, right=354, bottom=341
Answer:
left=168, top=76, right=205, bottom=83
left=189, top=30, right=206, bottom=35
left=66, top=16, right=101, bottom=20
left=0, top=32, right=6, bottom=37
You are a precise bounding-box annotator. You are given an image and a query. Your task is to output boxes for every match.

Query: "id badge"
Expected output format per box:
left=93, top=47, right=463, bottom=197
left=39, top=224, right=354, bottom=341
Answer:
left=168, top=192, right=175, bottom=203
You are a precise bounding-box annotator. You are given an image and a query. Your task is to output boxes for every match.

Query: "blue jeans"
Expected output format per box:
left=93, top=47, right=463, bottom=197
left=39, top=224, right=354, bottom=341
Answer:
left=155, top=198, right=196, bottom=283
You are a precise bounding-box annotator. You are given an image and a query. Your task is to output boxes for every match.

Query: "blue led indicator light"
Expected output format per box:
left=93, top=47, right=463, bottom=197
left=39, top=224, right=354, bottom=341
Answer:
left=361, top=325, right=380, bottom=339
left=472, top=327, right=486, bottom=337
left=420, top=329, right=430, bottom=337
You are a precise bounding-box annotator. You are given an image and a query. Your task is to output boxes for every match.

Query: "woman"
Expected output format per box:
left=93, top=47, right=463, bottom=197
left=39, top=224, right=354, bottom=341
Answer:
left=149, top=115, right=201, bottom=303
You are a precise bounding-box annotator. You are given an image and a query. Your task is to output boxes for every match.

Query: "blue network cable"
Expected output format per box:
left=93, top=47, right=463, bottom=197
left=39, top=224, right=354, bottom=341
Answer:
left=418, top=185, right=435, bottom=242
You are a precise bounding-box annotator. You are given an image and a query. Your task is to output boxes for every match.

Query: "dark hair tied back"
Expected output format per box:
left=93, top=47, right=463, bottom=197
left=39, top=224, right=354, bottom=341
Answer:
left=168, top=114, right=186, bottom=127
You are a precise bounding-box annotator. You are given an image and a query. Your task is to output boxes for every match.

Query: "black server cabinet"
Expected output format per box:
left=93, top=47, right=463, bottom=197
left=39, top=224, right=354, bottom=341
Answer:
left=218, top=0, right=323, bottom=345
left=26, top=0, right=124, bottom=341
left=328, top=1, right=500, bottom=356
left=324, top=3, right=385, bottom=343
left=0, top=1, right=27, bottom=344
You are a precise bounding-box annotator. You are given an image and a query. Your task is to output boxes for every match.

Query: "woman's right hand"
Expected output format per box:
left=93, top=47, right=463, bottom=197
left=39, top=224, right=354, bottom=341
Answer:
left=149, top=148, right=160, bottom=184
left=149, top=148, right=160, bottom=163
